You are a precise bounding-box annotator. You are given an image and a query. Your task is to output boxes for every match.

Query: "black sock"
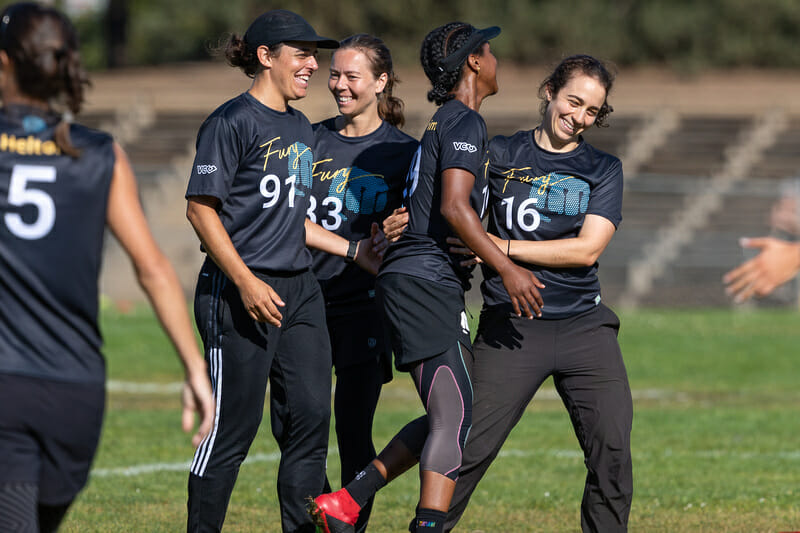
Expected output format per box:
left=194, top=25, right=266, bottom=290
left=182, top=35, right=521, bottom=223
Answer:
left=344, top=463, right=386, bottom=508
left=410, top=508, right=447, bottom=532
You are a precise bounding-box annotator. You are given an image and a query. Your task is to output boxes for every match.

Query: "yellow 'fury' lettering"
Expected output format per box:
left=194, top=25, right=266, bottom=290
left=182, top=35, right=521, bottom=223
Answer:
left=260, top=137, right=311, bottom=171
left=501, top=169, right=575, bottom=195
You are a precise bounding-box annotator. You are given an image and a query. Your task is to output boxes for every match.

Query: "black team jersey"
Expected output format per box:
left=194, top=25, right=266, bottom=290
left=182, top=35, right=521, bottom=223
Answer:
left=481, top=130, right=623, bottom=318
left=379, top=99, right=490, bottom=291
left=0, top=105, right=115, bottom=384
left=309, top=119, right=417, bottom=311
left=186, top=93, right=316, bottom=273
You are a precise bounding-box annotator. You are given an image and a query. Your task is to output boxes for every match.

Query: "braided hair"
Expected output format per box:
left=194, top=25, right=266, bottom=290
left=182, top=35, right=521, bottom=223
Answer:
left=0, top=2, right=89, bottom=157
left=420, top=22, right=487, bottom=106
left=337, top=34, right=405, bottom=128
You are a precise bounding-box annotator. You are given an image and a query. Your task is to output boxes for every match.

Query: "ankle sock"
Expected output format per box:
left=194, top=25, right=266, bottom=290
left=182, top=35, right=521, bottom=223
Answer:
left=410, top=508, right=447, bottom=532
left=344, top=463, right=386, bottom=508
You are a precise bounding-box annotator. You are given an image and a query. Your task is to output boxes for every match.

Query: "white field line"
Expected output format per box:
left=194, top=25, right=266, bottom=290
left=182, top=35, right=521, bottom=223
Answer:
left=106, top=380, right=690, bottom=402
left=91, top=447, right=800, bottom=479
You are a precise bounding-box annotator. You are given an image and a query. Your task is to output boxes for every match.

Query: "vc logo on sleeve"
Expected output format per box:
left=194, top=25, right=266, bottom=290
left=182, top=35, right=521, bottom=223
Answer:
left=453, top=141, right=477, bottom=153
left=196, top=164, right=218, bottom=175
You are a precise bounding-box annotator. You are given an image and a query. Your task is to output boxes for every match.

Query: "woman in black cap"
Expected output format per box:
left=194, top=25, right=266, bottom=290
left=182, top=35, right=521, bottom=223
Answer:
left=0, top=3, right=214, bottom=532
left=184, top=9, right=381, bottom=533
left=309, top=22, right=543, bottom=533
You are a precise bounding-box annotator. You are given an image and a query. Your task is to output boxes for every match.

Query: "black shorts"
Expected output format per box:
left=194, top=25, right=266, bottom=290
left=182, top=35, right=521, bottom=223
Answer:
left=375, top=273, right=471, bottom=371
left=326, top=304, right=392, bottom=383
left=0, top=373, right=105, bottom=505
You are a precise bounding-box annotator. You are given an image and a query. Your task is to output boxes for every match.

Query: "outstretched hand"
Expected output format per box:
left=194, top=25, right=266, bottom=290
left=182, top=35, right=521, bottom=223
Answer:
left=182, top=366, right=215, bottom=448
left=723, top=237, right=800, bottom=302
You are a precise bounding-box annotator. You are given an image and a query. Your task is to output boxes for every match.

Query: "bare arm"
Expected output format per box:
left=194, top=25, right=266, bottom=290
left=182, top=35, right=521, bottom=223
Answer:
left=186, top=196, right=285, bottom=327
left=498, top=214, right=616, bottom=268
left=304, top=218, right=383, bottom=275
left=106, top=143, right=214, bottom=448
left=441, top=168, right=543, bottom=318
left=723, top=237, right=800, bottom=302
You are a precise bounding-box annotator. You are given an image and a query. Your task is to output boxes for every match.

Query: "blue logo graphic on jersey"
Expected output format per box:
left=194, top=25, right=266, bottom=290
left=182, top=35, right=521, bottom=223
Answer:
left=22, top=115, right=47, bottom=134
left=289, top=142, right=313, bottom=197
left=329, top=167, right=389, bottom=217
left=529, top=172, right=590, bottom=220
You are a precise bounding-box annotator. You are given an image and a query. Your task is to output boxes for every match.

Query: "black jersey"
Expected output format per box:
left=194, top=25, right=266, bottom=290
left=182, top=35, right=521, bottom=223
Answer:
left=186, top=93, right=316, bottom=272
left=0, top=106, right=115, bottom=384
left=379, top=99, right=490, bottom=290
left=309, top=119, right=417, bottom=309
left=481, top=130, right=623, bottom=318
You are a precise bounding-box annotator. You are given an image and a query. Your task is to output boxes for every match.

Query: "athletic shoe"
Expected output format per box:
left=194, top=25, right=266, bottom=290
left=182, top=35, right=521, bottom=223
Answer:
left=307, top=489, right=360, bottom=533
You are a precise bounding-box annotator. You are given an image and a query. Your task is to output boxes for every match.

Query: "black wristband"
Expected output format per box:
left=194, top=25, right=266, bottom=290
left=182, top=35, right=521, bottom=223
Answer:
left=345, top=240, right=359, bottom=262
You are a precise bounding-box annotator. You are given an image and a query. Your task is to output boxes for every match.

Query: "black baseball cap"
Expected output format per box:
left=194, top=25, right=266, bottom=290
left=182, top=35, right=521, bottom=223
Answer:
left=439, top=25, right=501, bottom=72
left=244, top=10, right=339, bottom=50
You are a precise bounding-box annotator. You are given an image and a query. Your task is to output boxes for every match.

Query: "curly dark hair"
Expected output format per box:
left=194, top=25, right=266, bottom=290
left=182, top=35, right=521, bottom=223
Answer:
left=223, top=34, right=283, bottom=78
left=538, top=54, right=615, bottom=128
left=0, top=2, right=90, bottom=156
left=338, top=34, right=405, bottom=128
left=420, top=22, right=487, bottom=106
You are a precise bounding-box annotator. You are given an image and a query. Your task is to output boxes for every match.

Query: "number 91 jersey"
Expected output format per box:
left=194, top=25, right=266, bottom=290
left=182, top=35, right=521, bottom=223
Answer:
left=186, top=93, right=316, bottom=272
left=481, top=130, right=623, bottom=318
left=0, top=107, right=115, bottom=384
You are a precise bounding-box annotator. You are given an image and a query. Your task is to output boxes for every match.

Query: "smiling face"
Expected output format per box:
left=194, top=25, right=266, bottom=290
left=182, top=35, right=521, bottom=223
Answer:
left=267, top=41, right=319, bottom=102
left=542, top=73, right=607, bottom=151
left=328, top=48, right=386, bottom=120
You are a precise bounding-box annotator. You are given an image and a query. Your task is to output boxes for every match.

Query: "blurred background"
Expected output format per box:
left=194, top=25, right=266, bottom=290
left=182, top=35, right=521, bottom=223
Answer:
left=8, top=0, right=800, bottom=310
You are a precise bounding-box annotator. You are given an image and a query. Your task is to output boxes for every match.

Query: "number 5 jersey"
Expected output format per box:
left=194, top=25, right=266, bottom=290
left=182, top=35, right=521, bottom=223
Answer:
left=0, top=105, right=115, bottom=384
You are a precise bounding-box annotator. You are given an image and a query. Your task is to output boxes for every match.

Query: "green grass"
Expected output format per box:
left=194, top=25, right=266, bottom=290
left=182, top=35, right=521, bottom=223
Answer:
left=59, top=307, right=800, bottom=532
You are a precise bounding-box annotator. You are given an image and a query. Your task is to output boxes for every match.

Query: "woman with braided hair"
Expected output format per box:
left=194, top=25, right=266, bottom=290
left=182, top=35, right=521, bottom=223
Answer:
left=309, top=22, right=543, bottom=533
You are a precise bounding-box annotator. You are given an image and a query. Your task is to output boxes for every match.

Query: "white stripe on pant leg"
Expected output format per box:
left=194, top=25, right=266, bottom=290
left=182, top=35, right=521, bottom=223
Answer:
left=192, top=346, right=222, bottom=476
left=192, top=348, right=222, bottom=477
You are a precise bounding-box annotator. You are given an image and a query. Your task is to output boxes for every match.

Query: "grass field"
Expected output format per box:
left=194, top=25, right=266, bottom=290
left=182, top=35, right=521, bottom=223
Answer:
left=58, top=306, right=800, bottom=533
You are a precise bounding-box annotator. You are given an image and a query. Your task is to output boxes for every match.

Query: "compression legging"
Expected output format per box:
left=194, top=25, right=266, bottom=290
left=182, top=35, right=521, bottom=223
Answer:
left=405, top=341, right=473, bottom=481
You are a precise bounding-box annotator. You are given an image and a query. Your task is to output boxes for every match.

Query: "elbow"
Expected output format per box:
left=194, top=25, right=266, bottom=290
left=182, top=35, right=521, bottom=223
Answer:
left=578, top=248, right=602, bottom=268
left=440, top=202, right=462, bottom=227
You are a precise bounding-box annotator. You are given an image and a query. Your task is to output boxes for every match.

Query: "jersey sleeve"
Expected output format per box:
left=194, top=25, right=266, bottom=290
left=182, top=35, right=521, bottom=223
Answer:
left=586, top=156, right=623, bottom=227
left=438, top=110, right=487, bottom=178
left=185, top=115, right=242, bottom=202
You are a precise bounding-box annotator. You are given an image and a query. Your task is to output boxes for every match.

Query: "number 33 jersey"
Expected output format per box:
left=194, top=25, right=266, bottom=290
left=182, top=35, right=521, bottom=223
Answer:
left=186, top=92, right=316, bottom=272
left=309, top=119, right=417, bottom=308
left=481, top=130, right=623, bottom=318
left=0, top=106, right=115, bottom=384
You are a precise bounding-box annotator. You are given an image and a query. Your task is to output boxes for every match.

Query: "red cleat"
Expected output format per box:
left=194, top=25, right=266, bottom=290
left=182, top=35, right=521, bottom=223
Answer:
left=308, top=489, right=361, bottom=533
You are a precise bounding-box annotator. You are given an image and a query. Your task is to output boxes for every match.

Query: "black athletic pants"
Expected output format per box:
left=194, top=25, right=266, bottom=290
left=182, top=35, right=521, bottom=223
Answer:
left=187, top=265, right=331, bottom=533
left=446, top=303, right=633, bottom=532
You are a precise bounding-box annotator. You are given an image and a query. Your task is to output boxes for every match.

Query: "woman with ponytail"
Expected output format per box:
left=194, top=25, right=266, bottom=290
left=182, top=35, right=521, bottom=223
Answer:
left=310, top=23, right=543, bottom=533
left=0, top=3, right=214, bottom=531
left=308, top=33, right=418, bottom=533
